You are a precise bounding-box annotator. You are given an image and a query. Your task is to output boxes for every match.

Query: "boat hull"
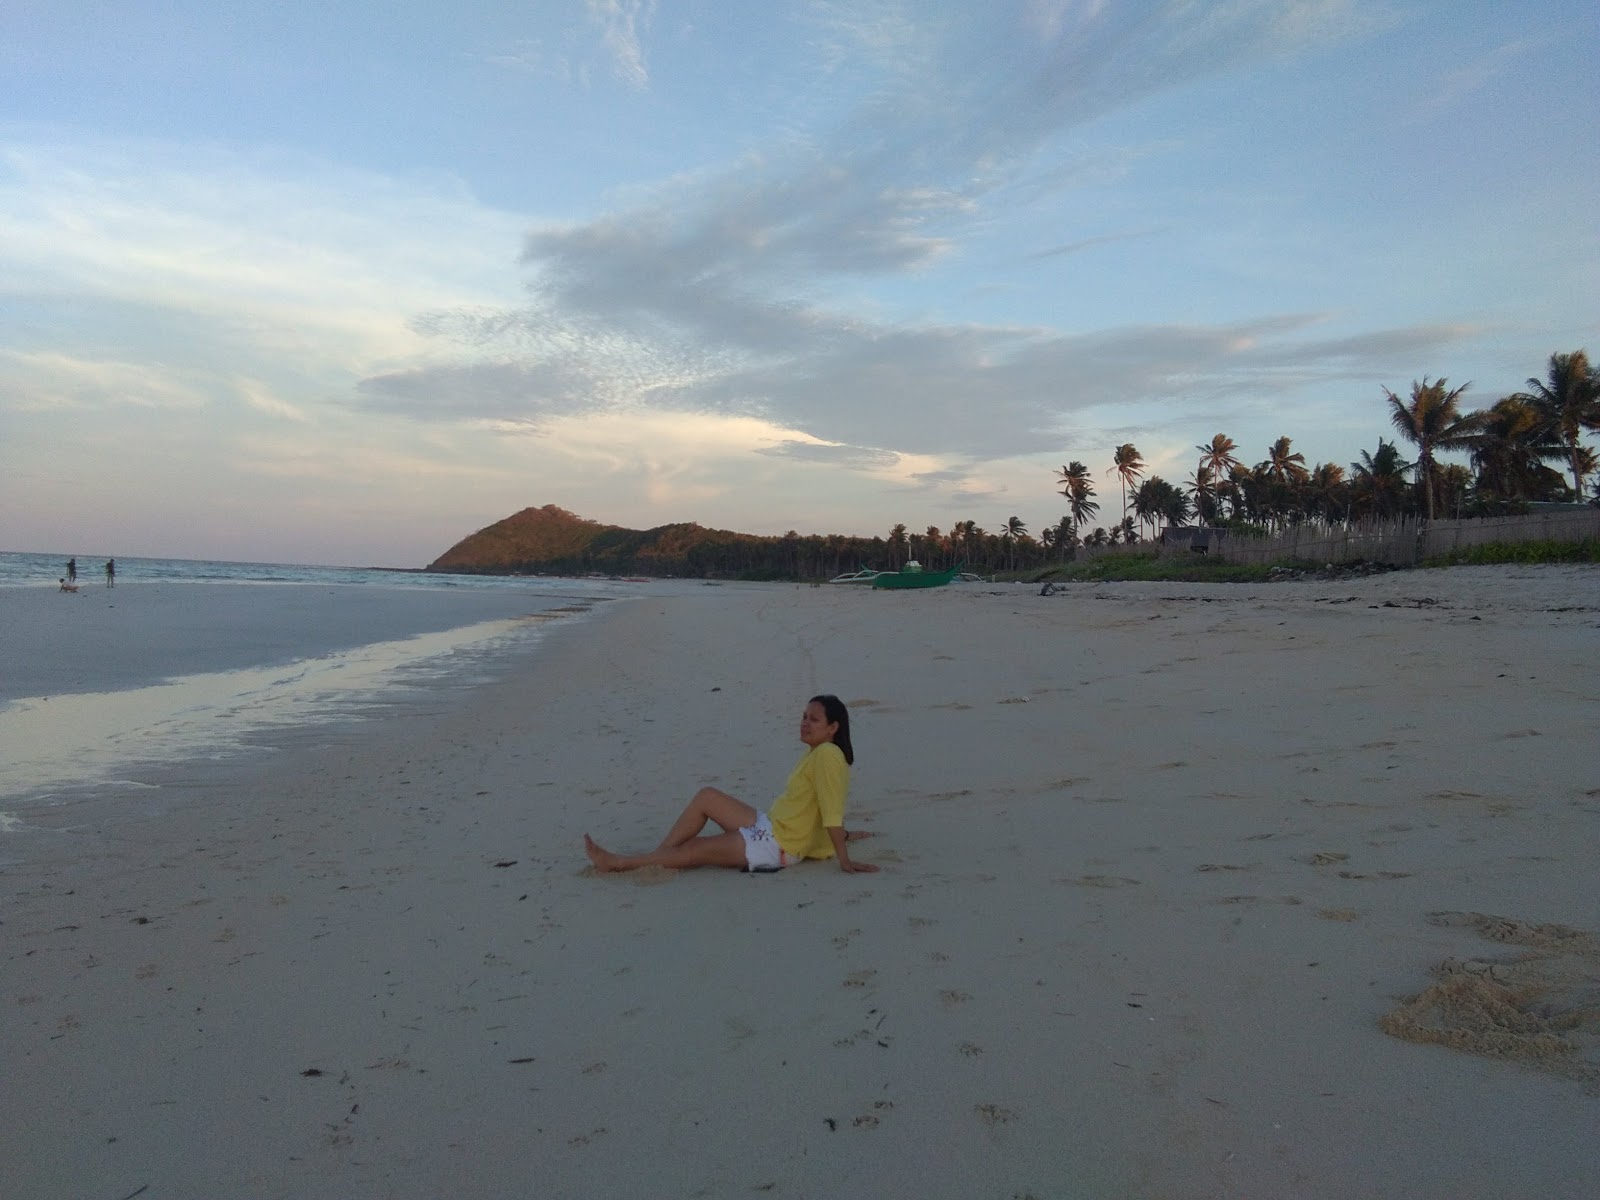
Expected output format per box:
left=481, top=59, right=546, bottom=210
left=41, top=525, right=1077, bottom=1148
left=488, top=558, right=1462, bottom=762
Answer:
left=871, top=565, right=962, bottom=589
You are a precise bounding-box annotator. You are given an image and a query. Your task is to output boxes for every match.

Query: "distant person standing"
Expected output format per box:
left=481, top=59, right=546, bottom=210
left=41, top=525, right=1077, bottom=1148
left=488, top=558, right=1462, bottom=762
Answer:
left=105, top=558, right=115, bottom=587
left=66, top=557, right=77, bottom=582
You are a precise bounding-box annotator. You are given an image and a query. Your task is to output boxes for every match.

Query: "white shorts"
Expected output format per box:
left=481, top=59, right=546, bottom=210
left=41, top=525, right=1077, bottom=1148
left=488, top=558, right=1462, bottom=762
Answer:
left=740, top=813, right=804, bottom=872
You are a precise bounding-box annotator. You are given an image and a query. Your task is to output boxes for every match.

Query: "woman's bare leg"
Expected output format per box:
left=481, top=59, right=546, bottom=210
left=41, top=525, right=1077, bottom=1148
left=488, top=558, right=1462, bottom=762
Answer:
left=584, top=831, right=748, bottom=873
left=654, top=787, right=759, bottom=851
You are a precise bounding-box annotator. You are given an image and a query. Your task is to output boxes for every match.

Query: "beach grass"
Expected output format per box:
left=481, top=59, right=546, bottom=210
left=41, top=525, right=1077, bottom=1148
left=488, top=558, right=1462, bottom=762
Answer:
left=1024, top=554, right=1283, bottom=583
left=1423, top=537, right=1600, bottom=567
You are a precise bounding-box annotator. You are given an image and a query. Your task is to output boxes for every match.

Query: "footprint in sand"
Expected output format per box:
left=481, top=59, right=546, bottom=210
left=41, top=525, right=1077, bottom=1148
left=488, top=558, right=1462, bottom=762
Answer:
left=1195, top=863, right=1253, bottom=873
left=843, top=970, right=877, bottom=988
left=832, top=929, right=861, bottom=949
left=1217, top=895, right=1302, bottom=906
left=1318, top=908, right=1361, bottom=922
left=852, top=1100, right=894, bottom=1129
left=134, top=964, right=159, bottom=980
left=907, top=916, right=937, bottom=928
left=958, top=1042, right=983, bottom=1057
left=1063, top=874, right=1141, bottom=888
left=929, top=951, right=950, bottom=963
left=975, top=1103, right=1017, bottom=1126
left=939, top=990, right=971, bottom=1007
left=1303, top=852, right=1350, bottom=866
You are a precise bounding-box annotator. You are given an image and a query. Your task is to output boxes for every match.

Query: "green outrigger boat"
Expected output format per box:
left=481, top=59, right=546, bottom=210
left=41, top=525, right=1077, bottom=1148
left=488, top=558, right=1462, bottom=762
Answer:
left=871, top=562, right=964, bottom=589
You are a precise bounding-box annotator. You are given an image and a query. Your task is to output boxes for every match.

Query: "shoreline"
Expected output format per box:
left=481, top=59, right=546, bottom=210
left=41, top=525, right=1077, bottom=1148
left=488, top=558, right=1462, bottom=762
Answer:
left=3, top=565, right=1597, bottom=1198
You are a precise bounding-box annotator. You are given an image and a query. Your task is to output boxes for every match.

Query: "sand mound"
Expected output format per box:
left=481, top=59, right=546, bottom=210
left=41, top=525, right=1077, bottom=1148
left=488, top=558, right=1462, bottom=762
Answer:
left=1381, top=912, right=1600, bottom=1089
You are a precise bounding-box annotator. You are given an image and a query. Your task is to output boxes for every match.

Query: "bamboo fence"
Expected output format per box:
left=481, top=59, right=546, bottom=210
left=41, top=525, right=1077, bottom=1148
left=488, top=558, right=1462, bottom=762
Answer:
left=1179, top=509, right=1600, bottom=567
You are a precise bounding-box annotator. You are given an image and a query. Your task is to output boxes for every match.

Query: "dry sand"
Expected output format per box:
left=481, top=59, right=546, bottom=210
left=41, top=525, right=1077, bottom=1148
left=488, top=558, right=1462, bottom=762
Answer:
left=3, top=564, right=1598, bottom=1198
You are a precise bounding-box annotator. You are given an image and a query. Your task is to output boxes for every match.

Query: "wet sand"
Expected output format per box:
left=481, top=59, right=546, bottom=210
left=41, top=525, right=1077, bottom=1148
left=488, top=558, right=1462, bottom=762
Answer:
left=2, top=565, right=1597, bottom=1198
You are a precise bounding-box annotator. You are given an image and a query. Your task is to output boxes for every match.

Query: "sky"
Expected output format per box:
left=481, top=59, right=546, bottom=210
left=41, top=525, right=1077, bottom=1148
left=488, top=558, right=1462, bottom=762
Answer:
left=2, top=1, right=1597, bottom=567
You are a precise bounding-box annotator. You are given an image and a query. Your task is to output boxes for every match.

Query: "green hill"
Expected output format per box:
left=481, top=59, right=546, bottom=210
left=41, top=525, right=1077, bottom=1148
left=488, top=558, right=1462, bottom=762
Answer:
left=427, top=504, right=873, bottom=580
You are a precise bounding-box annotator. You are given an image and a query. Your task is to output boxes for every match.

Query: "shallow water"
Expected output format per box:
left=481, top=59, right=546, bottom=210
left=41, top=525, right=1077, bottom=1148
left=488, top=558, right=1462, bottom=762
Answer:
left=0, top=550, right=666, bottom=813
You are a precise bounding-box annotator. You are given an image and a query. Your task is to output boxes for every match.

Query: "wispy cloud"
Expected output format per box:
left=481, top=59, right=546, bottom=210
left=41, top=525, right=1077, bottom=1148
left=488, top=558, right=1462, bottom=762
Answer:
left=1407, top=38, right=1541, bottom=124
left=366, top=0, right=1388, bottom=470
left=0, top=350, right=211, bottom=412
left=0, top=138, right=525, bottom=376
left=587, top=0, right=657, bottom=89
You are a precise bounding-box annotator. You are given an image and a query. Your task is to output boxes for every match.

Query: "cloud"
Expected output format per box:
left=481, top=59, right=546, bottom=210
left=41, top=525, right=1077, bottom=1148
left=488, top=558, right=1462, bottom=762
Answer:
left=587, top=0, right=657, bottom=89
left=757, top=439, right=901, bottom=469
left=1026, top=229, right=1159, bottom=260
left=237, top=378, right=312, bottom=423
left=358, top=360, right=610, bottom=426
left=0, top=138, right=525, bottom=374
left=358, top=2, right=1396, bottom=467
left=0, top=350, right=211, bottom=412
left=1406, top=37, right=1541, bottom=124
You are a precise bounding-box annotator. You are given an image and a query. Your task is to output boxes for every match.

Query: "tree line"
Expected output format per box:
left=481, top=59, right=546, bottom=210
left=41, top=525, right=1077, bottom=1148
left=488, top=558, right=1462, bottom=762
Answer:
left=436, top=351, right=1597, bottom=579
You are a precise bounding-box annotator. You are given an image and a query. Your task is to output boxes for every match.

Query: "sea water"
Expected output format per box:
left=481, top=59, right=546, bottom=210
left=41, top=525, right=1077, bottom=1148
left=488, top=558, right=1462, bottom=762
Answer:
left=0, top=551, right=659, bottom=818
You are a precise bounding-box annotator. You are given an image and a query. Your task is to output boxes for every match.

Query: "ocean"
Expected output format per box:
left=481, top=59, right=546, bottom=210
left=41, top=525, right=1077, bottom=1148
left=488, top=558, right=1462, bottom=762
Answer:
left=0, top=551, right=663, bottom=819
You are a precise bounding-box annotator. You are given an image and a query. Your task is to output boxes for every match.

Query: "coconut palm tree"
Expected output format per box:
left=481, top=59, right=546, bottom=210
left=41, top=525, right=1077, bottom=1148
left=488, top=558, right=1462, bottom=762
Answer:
left=1384, top=377, right=1477, bottom=521
left=1109, top=443, right=1144, bottom=523
left=1467, top=395, right=1566, bottom=506
left=1350, top=439, right=1412, bottom=521
left=1052, top=515, right=1077, bottom=559
left=1186, top=463, right=1216, bottom=522
left=1305, top=462, right=1349, bottom=524
left=1195, top=434, right=1241, bottom=523
left=887, top=523, right=909, bottom=568
left=1520, top=350, right=1600, bottom=500
left=1263, top=436, right=1311, bottom=485
left=1056, top=460, right=1100, bottom=536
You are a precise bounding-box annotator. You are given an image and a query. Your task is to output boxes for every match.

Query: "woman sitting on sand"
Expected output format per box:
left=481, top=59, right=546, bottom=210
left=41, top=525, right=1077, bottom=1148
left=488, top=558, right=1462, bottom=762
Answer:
left=583, top=694, right=877, bottom=875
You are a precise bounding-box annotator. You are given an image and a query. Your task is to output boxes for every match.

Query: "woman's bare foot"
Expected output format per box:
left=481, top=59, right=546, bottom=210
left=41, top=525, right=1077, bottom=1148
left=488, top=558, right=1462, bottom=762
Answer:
left=584, top=834, right=630, bottom=872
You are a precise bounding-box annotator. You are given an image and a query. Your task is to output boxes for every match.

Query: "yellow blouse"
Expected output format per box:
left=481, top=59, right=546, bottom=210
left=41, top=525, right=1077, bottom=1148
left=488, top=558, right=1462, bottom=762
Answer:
left=767, top=742, right=850, bottom=859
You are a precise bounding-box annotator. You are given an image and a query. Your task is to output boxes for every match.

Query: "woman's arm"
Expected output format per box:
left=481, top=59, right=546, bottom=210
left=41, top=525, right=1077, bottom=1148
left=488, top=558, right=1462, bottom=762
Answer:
left=826, top=826, right=879, bottom=873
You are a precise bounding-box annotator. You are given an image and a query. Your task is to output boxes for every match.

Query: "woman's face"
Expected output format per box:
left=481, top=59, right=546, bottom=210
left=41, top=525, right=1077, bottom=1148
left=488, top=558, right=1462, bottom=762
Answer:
left=799, top=700, right=840, bottom=748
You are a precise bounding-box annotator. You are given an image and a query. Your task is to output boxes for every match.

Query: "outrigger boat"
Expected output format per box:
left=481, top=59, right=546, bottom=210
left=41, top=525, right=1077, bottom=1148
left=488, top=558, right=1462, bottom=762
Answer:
left=828, top=566, right=883, bottom=584
left=871, top=561, right=965, bottom=590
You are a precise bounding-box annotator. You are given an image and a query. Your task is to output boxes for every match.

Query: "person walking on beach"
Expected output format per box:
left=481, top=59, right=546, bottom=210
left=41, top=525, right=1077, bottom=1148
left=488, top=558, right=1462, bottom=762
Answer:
left=583, top=694, right=878, bottom=874
left=104, top=558, right=115, bottom=587
left=66, top=557, right=77, bottom=582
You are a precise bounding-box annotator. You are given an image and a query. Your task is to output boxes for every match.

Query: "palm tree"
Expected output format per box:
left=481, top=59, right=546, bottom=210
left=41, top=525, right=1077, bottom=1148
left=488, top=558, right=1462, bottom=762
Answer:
left=887, top=523, right=909, bottom=568
left=1384, top=377, right=1477, bottom=521
left=1109, top=443, right=1144, bottom=523
left=924, top=526, right=943, bottom=570
left=1467, top=395, right=1566, bottom=506
left=1263, top=436, right=1311, bottom=485
left=1305, top=462, right=1349, bottom=524
left=1003, top=516, right=1027, bottom=570
left=1350, top=439, right=1412, bottom=521
left=1056, top=460, right=1099, bottom=538
left=1186, top=463, right=1215, bottom=523
left=1196, top=434, right=1241, bottom=524
left=1521, top=350, right=1600, bottom=500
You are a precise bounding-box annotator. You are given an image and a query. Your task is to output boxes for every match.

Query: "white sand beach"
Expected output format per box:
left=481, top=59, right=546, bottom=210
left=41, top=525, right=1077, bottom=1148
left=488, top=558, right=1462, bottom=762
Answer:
left=3, top=565, right=1598, bottom=1199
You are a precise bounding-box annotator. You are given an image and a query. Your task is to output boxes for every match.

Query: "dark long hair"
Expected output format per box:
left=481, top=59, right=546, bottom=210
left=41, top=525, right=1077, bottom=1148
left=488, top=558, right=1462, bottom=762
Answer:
left=810, top=694, right=854, bottom=765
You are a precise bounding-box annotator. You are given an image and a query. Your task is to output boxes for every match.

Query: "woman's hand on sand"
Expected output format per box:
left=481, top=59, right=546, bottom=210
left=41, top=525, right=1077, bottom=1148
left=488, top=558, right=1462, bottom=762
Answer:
left=839, top=859, right=879, bottom=873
